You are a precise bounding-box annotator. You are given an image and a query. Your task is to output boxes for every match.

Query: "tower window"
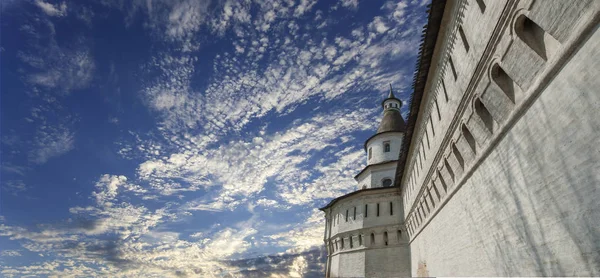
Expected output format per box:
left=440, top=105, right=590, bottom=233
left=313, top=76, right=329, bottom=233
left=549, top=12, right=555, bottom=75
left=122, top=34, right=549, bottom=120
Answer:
left=382, top=178, right=392, bottom=187
left=377, top=203, right=380, bottom=216
left=384, top=141, right=390, bottom=152
left=364, top=204, right=368, bottom=217
left=359, top=235, right=363, bottom=246
left=390, top=202, right=393, bottom=215
left=368, top=147, right=372, bottom=160
left=350, top=236, right=353, bottom=248
left=371, top=233, right=375, bottom=245
left=384, top=232, right=388, bottom=246
left=397, top=230, right=402, bottom=241
left=353, top=207, right=356, bottom=220
left=341, top=238, right=344, bottom=249
left=345, top=209, right=348, bottom=222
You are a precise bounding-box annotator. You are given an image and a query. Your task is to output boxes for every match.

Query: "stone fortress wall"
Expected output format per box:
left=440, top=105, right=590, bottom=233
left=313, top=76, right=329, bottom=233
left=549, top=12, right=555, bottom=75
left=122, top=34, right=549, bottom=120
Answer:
left=398, top=0, right=600, bottom=276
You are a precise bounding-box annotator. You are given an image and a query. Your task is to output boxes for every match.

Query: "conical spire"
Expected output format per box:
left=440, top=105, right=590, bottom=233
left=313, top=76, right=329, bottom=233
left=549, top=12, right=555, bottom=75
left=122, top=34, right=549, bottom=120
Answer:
left=388, top=84, right=395, bottom=99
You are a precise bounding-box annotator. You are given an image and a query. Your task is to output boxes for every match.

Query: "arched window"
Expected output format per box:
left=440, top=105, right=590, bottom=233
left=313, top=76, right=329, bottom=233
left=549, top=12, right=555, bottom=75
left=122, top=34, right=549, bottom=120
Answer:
left=384, top=232, right=388, bottom=246
left=382, top=178, right=392, bottom=187
left=370, top=233, right=375, bottom=245
left=384, top=141, right=391, bottom=152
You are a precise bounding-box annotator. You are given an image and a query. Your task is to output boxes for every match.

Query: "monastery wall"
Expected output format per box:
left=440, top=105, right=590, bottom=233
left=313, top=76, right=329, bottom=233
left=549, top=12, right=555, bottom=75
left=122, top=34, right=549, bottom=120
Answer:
left=399, top=0, right=600, bottom=276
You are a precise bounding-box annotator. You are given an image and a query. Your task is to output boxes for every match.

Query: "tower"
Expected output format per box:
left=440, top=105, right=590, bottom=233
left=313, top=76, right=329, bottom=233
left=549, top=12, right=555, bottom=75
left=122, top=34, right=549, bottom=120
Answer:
left=357, top=85, right=407, bottom=190
left=320, top=87, right=411, bottom=278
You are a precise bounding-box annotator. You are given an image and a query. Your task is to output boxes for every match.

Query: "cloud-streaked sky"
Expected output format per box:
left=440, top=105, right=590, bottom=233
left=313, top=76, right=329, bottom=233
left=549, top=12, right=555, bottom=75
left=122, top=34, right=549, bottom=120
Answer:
left=0, top=0, right=428, bottom=276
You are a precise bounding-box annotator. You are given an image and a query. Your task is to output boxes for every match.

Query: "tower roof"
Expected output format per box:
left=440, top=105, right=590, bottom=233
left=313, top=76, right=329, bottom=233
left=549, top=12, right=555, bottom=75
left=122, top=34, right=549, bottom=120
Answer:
left=363, top=86, right=407, bottom=150
left=377, top=85, right=406, bottom=133
left=376, top=109, right=407, bottom=134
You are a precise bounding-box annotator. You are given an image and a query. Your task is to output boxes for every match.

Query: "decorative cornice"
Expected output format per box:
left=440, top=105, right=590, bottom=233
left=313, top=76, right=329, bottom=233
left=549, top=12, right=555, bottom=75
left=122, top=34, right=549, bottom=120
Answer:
left=394, top=0, right=448, bottom=188
left=353, top=159, right=398, bottom=180
left=319, top=186, right=399, bottom=211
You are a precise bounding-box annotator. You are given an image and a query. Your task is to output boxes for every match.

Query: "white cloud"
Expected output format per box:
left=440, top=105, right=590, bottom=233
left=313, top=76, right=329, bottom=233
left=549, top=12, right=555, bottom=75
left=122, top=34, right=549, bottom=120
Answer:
left=166, top=0, right=210, bottom=40
left=2, top=180, right=28, bottom=196
left=339, top=0, right=359, bottom=9
left=29, top=124, right=74, bottom=164
left=1, top=250, right=22, bottom=257
left=369, top=16, right=389, bottom=34
left=137, top=108, right=377, bottom=210
left=0, top=0, right=430, bottom=276
left=35, top=0, right=67, bottom=17
left=267, top=209, right=325, bottom=253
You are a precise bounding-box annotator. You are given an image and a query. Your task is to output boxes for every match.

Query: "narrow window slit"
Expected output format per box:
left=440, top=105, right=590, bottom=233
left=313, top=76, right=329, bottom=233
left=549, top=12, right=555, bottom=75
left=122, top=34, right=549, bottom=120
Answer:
left=384, top=232, right=388, bottom=246
left=448, top=56, right=458, bottom=80
left=475, top=0, right=486, bottom=13
left=430, top=116, right=436, bottom=136
left=458, top=26, right=470, bottom=52
left=425, top=129, right=431, bottom=149
left=435, top=99, right=442, bottom=120
left=441, top=80, right=449, bottom=102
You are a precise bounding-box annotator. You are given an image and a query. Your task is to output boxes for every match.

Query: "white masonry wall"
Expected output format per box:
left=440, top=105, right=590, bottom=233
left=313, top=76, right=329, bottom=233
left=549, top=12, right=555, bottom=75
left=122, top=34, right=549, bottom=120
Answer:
left=366, top=132, right=403, bottom=165
left=356, top=163, right=397, bottom=190
left=324, top=189, right=410, bottom=277
left=401, top=0, right=600, bottom=276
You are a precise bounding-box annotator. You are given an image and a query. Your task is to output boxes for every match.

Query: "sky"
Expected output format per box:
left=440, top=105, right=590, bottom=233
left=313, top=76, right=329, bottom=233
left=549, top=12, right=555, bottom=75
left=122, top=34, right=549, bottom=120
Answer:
left=0, top=0, right=428, bottom=276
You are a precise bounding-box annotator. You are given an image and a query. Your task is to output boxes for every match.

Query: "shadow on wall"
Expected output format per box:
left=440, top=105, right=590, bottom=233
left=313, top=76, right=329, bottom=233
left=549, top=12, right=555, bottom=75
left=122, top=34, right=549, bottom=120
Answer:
left=461, top=56, right=600, bottom=276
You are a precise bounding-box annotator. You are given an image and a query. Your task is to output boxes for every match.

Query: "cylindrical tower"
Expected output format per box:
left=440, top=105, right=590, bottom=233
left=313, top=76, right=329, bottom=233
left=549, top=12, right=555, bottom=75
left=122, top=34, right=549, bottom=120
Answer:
left=320, top=86, right=411, bottom=278
left=356, top=86, right=407, bottom=190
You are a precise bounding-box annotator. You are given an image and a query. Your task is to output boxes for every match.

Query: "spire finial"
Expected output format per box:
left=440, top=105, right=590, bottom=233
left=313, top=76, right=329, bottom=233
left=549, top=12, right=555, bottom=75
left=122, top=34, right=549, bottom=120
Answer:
left=388, top=84, right=395, bottom=99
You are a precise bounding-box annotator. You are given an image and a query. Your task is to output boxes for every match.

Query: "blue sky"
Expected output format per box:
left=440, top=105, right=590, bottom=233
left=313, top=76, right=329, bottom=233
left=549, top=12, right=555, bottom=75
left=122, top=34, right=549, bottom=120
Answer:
left=0, top=0, right=427, bottom=276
